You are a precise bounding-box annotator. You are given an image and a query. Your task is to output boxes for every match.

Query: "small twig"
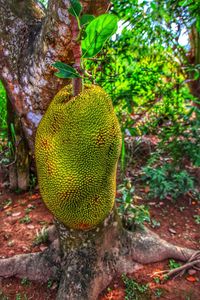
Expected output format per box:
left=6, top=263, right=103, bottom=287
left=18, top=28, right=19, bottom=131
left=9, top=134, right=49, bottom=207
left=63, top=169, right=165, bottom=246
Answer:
left=4, top=156, right=17, bottom=167
left=187, top=250, right=200, bottom=263
left=0, top=147, right=9, bottom=156
left=152, top=258, right=200, bottom=280
left=152, top=259, right=200, bottom=277
left=4, top=137, right=22, bottom=167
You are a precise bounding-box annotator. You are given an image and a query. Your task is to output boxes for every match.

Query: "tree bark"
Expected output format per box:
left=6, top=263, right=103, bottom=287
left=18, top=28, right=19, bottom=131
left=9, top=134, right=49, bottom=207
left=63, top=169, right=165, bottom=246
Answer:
left=0, top=0, right=110, bottom=153
left=6, top=96, right=30, bottom=190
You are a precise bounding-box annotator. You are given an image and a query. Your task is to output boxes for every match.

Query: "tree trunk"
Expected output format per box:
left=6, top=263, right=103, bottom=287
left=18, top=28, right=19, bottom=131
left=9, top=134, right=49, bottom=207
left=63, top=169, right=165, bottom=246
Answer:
left=7, top=97, right=30, bottom=191
left=187, top=26, right=200, bottom=105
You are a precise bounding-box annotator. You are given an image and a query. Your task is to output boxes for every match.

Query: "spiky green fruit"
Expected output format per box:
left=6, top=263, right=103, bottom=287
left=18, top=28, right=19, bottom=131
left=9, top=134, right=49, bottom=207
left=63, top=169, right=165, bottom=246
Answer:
left=35, top=85, right=121, bottom=230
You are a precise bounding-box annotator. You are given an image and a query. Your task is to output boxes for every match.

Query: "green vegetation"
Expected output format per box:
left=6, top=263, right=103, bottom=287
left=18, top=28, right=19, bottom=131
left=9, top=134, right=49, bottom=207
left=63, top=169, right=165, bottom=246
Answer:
left=154, top=288, right=164, bottom=298
left=168, top=259, right=181, bottom=270
left=0, top=81, right=7, bottom=141
left=19, top=215, right=32, bottom=224
left=142, top=164, right=195, bottom=200
left=21, top=277, right=30, bottom=286
left=25, top=205, right=36, bottom=214
left=194, top=215, right=200, bottom=225
left=33, top=226, right=49, bottom=246
left=122, top=274, right=150, bottom=300
left=47, top=279, right=53, bottom=289
left=0, top=198, right=12, bottom=210
left=38, top=0, right=48, bottom=8
left=15, top=293, right=28, bottom=300
left=117, top=179, right=150, bottom=229
left=0, top=82, right=6, bottom=127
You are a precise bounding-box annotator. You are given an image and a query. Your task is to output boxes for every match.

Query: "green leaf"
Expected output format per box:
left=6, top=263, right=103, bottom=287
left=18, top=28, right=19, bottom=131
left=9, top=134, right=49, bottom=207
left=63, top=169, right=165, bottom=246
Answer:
left=196, top=19, right=200, bottom=33
left=81, top=14, right=118, bottom=58
left=194, top=69, right=200, bottom=80
left=52, top=62, right=81, bottom=78
left=150, top=2, right=157, bottom=10
left=80, top=14, right=95, bottom=26
left=68, top=0, right=82, bottom=17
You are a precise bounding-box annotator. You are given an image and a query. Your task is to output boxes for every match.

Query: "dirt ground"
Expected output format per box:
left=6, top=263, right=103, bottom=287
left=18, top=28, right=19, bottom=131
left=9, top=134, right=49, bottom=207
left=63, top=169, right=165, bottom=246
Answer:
left=0, top=184, right=199, bottom=300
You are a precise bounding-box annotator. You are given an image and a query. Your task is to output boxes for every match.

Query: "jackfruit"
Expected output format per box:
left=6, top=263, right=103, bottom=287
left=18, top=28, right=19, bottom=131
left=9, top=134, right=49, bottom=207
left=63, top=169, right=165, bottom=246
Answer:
left=35, top=84, right=122, bottom=230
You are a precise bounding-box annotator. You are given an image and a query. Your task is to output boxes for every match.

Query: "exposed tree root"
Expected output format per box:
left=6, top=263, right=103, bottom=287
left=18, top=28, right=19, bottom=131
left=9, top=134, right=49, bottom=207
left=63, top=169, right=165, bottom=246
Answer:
left=0, top=240, right=61, bottom=282
left=0, top=211, right=199, bottom=300
left=124, top=226, right=197, bottom=264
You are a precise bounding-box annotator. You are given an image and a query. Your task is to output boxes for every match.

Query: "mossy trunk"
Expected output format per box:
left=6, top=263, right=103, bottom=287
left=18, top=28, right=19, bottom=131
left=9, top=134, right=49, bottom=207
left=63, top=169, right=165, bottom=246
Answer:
left=54, top=206, right=198, bottom=300
left=55, top=209, right=141, bottom=300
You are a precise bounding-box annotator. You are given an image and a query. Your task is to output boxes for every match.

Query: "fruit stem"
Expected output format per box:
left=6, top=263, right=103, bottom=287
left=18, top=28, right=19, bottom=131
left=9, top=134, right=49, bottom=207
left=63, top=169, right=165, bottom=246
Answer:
left=71, top=16, right=83, bottom=96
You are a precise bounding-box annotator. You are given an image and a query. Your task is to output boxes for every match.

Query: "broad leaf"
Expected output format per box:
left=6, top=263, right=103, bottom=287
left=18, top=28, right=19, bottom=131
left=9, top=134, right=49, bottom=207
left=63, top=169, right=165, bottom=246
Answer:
left=196, top=19, right=200, bottom=33
left=81, top=14, right=118, bottom=58
left=68, top=0, right=82, bottom=17
left=52, top=62, right=81, bottom=78
left=80, top=14, right=95, bottom=26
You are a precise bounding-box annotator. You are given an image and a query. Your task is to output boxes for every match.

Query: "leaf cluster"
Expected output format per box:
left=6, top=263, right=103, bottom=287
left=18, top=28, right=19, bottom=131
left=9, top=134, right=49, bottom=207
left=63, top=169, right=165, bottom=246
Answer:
left=122, top=274, right=150, bottom=300
left=117, top=180, right=150, bottom=229
left=53, top=0, right=118, bottom=79
left=142, top=163, right=195, bottom=200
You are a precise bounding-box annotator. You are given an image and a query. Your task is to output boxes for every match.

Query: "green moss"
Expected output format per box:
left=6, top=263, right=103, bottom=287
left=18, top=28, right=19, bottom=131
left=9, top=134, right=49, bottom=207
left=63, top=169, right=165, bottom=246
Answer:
left=35, top=85, right=122, bottom=230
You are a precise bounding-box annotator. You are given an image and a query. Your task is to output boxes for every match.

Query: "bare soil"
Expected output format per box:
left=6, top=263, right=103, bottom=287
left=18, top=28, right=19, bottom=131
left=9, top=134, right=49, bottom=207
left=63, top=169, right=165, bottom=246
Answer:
left=0, top=185, right=199, bottom=299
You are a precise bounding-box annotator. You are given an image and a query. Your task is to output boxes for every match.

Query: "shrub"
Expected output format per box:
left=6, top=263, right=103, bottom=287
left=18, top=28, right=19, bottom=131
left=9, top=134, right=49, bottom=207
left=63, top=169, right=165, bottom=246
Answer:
left=142, top=163, right=195, bottom=200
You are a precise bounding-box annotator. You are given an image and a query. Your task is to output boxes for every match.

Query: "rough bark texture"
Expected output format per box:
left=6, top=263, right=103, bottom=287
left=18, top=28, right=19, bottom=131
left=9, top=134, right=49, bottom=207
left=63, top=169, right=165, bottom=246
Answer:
left=7, top=97, right=30, bottom=190
left=0, top=239, right=61, bottom=282
left=0, top=0, right=110, bottom=153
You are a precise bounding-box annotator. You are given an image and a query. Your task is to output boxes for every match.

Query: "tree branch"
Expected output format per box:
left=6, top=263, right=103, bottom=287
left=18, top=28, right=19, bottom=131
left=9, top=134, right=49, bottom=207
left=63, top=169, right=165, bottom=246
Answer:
left=81, top=0, right=110, bottom=15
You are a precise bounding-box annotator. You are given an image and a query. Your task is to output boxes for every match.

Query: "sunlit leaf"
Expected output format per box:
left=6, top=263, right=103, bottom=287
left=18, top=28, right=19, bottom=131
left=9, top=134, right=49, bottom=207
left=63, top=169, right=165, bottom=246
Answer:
left=186, top=276, right=197, bottom=282
left=81, top=14, right=118, bottom=58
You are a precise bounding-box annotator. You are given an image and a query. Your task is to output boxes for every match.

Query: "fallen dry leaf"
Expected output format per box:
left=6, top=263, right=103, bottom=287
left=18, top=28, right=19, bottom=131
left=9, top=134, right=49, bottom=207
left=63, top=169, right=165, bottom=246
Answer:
left=186, top=276, right=197, bottom=282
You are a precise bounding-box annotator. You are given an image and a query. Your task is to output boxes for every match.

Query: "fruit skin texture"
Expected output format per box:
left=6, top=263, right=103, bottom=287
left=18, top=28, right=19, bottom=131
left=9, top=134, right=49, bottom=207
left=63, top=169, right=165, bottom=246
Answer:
left=35, top=84, right=122, bottom=230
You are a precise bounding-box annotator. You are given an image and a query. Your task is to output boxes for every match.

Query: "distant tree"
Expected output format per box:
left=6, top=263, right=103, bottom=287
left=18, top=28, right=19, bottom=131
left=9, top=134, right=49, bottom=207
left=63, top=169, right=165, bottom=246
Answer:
left=112, top=0, right=200, bottom=101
